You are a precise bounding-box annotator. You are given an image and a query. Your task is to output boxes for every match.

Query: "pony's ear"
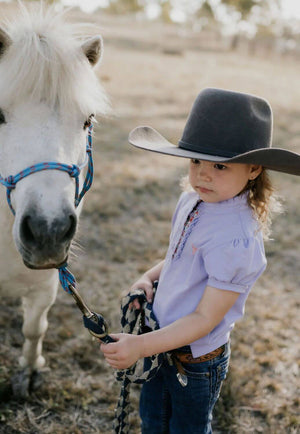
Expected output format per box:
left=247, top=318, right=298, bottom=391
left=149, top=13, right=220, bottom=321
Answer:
left=81, top=35, right=103, bottom=66
left=0, top=28, right=11, bottom=57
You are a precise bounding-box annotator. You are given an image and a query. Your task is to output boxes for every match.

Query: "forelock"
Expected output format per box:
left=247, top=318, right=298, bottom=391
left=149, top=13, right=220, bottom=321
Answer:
left=0, top=5, right=109, bottom=117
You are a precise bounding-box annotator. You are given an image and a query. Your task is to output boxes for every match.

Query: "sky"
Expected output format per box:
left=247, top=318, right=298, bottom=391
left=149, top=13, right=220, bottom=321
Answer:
left=281, top=0, right=300, bottom=19
left=0, top=0, right=300, bottom=21
left=59, top=0, right=300, bottom=20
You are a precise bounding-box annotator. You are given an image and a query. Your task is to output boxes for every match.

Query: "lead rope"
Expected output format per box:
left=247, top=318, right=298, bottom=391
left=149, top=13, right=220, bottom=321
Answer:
left=114, top=284, right=165, bottom=434
left=54, top=126, right=115, bottom=342
left=57, top=263, right=76, bottom=295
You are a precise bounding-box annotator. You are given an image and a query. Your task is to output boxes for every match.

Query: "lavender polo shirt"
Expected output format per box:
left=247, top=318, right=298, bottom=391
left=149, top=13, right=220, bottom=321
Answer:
left=153, top=191, right=267, bottom=358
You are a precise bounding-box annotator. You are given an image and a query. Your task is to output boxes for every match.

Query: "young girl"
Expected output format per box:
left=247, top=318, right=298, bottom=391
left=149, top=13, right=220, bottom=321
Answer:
left=100, top=88, right=300, bottom=433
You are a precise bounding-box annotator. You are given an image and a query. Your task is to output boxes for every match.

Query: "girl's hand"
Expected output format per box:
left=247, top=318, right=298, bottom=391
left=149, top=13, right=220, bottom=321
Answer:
left=129, top=275, right=154, bottom=309
left=100, top=333, right=142, bottom=370
left=124, top=260, right=164, bottom=309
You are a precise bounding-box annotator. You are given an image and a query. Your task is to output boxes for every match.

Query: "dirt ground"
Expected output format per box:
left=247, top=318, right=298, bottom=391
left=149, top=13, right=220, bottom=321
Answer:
left=0, top=7, right=299, bottom=434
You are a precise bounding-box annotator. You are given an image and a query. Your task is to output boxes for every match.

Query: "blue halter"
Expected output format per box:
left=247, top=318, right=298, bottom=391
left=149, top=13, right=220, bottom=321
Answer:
left=0, top=124, right=94, bottom=215
left=0, top=124, right=94, bottom=295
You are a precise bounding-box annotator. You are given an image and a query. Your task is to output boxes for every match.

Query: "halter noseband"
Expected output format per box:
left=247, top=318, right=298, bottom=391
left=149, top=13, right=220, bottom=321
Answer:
left=0, top=123, right=94, bottom=215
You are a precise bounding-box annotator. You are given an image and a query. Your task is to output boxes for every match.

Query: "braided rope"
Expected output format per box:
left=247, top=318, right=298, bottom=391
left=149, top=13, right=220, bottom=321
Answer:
left=114, top=287, right=164, bottom=434
left=58, top=264, right=76, bottom=295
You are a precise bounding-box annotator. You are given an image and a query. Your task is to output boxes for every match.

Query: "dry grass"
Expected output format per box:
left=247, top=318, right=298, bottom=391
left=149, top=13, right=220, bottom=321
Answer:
left=0, top=9, right=299, bottom=434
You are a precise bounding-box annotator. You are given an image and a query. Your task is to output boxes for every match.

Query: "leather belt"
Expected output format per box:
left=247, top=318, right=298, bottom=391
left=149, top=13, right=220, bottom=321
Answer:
left=172, top=344, right=226, bottom=364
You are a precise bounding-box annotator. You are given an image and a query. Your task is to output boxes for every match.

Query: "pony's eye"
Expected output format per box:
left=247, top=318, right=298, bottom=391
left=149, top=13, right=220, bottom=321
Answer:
left=84, top=114, right=94, bottom=129
left=0, top=109, right=6, bottom=125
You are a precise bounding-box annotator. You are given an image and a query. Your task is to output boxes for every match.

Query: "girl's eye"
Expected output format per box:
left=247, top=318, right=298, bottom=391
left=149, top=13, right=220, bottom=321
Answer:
left=214, top=164, right=227, bottom=170
left=191, top=159, right=200, bottom=164
left=84, top=114, right=94, bottom=129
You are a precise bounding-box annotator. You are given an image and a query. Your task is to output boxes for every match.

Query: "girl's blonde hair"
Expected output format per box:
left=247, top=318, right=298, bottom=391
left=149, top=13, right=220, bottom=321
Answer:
left=181, top=168, right=282, bottom=239
left=242, top=169, right=282, bottom=239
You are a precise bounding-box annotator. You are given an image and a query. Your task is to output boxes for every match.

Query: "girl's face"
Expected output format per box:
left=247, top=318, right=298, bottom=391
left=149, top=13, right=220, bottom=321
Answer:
left=189, top=159, right=262, bottom=203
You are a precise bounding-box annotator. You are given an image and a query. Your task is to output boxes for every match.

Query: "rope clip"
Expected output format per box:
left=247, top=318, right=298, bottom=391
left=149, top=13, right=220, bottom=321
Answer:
left=68, top=284, right=115, bottom=344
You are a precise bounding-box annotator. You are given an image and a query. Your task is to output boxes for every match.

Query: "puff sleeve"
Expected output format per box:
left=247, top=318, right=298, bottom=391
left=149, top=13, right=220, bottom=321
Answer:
left=203, top=237, right=267, bottom=294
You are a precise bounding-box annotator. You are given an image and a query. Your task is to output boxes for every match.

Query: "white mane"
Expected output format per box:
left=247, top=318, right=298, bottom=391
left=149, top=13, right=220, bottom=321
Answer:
left=0, top=4, right=109, bottom=117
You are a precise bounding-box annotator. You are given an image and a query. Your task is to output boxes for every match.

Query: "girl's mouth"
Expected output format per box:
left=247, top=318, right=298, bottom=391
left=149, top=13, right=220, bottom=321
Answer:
left=198, top=187, right=213, bottom=194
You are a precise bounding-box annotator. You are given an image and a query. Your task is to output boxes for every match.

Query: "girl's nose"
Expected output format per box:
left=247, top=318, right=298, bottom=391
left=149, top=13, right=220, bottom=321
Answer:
left=198, top=163, right=211, bottom=181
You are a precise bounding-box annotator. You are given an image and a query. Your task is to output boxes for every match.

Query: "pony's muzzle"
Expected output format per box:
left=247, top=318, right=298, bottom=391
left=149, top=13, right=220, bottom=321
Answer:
left=19, top=208, right=77, bottom=269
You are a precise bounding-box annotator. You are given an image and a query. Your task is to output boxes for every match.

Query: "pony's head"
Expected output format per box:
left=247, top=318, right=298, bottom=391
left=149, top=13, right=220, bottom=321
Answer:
left=0, top=5, right=109, bottom=269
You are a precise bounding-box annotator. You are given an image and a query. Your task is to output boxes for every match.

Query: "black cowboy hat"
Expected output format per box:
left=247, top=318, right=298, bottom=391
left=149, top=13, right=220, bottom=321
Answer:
left=129, top=88, right=300, bottom=176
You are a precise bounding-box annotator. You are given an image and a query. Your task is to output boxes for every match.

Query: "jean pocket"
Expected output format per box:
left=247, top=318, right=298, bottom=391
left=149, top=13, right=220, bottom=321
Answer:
left=182, top=363, right=210, bottom=380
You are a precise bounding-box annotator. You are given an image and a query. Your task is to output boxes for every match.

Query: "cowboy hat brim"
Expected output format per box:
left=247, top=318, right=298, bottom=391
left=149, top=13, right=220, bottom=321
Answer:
left=129, top=126, right=300, bottom=176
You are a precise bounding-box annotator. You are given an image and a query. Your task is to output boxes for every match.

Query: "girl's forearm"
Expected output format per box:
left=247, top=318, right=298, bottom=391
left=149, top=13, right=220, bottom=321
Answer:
left=139, top=311, right=212, bottom=358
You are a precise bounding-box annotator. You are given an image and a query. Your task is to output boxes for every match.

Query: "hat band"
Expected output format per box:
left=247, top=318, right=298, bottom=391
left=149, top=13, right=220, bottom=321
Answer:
left=178, top=139, right=238, bottom=158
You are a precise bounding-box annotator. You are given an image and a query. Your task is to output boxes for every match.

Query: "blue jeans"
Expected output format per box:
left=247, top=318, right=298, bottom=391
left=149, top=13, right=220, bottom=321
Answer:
left=140, top=343, right=230, bottom=434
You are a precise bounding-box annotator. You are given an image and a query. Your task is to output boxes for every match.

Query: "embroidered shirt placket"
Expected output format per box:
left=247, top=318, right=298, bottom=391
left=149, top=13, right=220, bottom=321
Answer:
left=172, top=200, right=202, bottom=260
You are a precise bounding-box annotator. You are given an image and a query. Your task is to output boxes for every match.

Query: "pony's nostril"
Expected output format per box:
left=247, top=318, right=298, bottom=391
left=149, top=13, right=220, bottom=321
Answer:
left=61, top=214, right=77, bottom=242
left=20, top=210, right=76, bottom=249
left=20, top=216, right=36, bottom=245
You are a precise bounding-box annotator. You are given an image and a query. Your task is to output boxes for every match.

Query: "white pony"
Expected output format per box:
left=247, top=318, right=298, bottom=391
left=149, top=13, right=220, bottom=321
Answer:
left=0, top=4, right=108, bottom=396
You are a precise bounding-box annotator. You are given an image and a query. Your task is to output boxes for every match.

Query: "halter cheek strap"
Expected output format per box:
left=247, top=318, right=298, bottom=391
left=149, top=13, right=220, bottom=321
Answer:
left=0, top=124, right=94, bottom=215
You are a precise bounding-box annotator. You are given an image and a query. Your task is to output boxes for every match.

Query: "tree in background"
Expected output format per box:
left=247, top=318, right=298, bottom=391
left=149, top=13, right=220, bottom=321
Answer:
left=160, top=0, right=173, bottom=23
left=28, top=0, right=59, bottom=3
left=101, top=0, right=298, bottom=55
left=221, top=0, right=263, bottom=18
left=106, top=0, right=143, bottom=14
left=6, top=0, right=297, bottom=54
